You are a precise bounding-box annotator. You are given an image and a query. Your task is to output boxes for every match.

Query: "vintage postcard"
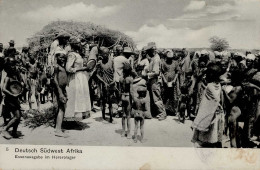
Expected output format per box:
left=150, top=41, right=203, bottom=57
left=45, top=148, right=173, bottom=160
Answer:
left=0, top=0, right=260, bottom=169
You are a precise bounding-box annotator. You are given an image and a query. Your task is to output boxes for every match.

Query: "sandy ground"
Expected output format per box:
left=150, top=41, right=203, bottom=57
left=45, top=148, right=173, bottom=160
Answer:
left=0, top=101, right=199, bottom=147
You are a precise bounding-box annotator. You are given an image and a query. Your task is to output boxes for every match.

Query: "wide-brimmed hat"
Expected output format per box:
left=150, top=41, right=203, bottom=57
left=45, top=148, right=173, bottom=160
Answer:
left=55, top=31, right=71, bottom=39
left=146, top=42, right=156, bottom=50
left=69, top=37, right=80, bottom=44
left=9, top=40, right=15, bottom=44
left=123, top=47, right=134, bottom=54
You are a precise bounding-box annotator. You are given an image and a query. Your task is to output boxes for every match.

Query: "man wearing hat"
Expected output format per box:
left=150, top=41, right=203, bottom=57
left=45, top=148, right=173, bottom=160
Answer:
left=146, top=42, right=167, bottom=120
left=48, top=31, right=70, bottom=66
left=136, top=46, right=149, bottom=78
left=114, top=47, right=131, bottom=86
left=124, top=47, right=135, bottom=68
left=110, top=46, right=132, bottom=117
left=4, top=40, right=17, bottom=58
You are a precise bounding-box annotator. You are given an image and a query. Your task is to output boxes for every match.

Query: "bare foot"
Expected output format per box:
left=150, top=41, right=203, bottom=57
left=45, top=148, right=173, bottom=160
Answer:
left=2, top=130, right=12, bottom=140
left=55, top=131, right=69, bottom=138
left=127, top=133, right=132, bottom=139
left=121, top=131, right=126, bottom=137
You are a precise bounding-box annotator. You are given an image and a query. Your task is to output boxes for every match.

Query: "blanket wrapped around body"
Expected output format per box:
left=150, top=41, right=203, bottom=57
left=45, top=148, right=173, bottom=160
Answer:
left=192, top=83, right=222, bottom=132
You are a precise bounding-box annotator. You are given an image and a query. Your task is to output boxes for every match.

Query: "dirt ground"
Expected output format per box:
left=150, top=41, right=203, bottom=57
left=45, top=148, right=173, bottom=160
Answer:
left=0, top=101, right=195, bottom=147
left=0, top=101, right=237, bottom=147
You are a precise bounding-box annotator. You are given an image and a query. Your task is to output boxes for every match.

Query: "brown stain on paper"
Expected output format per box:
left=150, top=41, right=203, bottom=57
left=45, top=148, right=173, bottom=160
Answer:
left=231, top=149, right=258, bottom=164
left=140, top=163, right=151, bottom=170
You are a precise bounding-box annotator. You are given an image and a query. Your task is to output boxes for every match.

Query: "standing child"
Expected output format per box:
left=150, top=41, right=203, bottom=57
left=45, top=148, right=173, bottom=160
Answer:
left=53, top=51, right=68, bottom=137
left=178, top=71, right=193, bottom=122
left=132, top=86, right=148, bottom=143
left=2, top=57, right=23, bottom=139
left=119, top=64, right=133, bottom=139
left=191, top=62, right=224, bottom=148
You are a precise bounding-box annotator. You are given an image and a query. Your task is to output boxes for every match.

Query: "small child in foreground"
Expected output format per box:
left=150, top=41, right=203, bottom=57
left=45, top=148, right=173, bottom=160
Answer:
left=53, top=51, right=68, bottom=138
left=178, top=71, right=193, bottom=122
left=119, top=64, right=133, bottom=139
left=132, top=86, right=148, bottom=143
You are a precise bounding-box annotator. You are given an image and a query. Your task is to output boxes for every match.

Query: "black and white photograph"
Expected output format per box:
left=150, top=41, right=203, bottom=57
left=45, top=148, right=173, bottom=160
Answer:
left=0, top=0, right=260, bottom=152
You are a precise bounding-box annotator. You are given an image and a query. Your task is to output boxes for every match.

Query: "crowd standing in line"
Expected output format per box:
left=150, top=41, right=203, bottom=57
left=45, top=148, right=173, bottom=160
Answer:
left=0, top=31, right=260, bottom=148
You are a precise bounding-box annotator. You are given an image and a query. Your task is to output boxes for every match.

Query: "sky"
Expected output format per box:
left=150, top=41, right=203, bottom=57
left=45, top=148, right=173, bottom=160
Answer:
left=0, top=0, right=260, bottom=49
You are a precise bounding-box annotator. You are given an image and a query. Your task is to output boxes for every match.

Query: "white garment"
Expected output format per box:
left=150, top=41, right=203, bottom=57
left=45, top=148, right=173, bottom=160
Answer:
left=113, top=55, right=129, bottom=82
left=138, top=58, right=149, bottom=76
left=48, top=39, right=59, bottom=66
left=66, top=71, right=91, bottom=115
left=65, top=52, right=91, bottom=117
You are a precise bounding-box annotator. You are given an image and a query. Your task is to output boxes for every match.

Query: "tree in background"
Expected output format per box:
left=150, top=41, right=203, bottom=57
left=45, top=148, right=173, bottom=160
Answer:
left=209, top=36, right=229, bottom=52
left=27, top=21, right=136, bottom=56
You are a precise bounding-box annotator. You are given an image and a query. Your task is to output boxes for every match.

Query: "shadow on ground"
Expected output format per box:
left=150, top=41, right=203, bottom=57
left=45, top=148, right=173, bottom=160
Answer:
left=62, top=121, right=90, bottom=130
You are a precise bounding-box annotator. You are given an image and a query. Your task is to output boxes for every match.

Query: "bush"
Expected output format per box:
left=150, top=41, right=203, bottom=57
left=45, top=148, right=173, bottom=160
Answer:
left=23, top=106, right=58, bottom=129
left=27, top=20, right=136, bottom=56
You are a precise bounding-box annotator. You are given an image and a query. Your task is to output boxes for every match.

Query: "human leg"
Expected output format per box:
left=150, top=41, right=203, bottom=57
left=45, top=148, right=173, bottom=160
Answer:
left=126, top=100, right=132, bottom=139
left=108, top=100, right=114, bottom=123
left=151, top=82, right=166, bottom=120
left=28, top=89, right=32, bottom=109
left=121, top=117, right=126, bottom=137
left=35, top=91, right=40, bottom=111
left=11, top=110, right=21, bottom=137
left=140, top=118, right=145, bottom=142
left=100, top=87, right=106, bottom=120
left=3, top=109, right=21, bottom=139
left=133, top=118, right=138, bottom=142
left=55, top=105, right=68, bottom=138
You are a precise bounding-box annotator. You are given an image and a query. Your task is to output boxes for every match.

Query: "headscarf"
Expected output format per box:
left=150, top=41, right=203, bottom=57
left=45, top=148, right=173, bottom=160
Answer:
left=246, top=54, right=256, bottom=61
left=193, top=51, right=201, bottom=59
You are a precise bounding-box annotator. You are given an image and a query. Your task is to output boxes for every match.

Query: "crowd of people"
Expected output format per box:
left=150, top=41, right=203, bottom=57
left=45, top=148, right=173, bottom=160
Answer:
left=0, top=31, right=260, bottom=148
